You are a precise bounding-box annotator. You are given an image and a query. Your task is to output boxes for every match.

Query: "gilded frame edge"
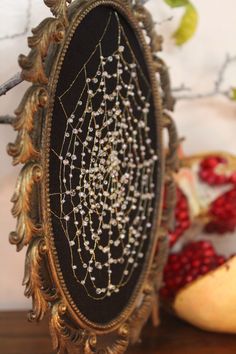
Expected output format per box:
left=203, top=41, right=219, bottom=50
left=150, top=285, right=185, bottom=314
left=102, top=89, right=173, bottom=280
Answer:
left=43, top=0, right=164, bottom=333
left=7, top=0, right=179, bottom=352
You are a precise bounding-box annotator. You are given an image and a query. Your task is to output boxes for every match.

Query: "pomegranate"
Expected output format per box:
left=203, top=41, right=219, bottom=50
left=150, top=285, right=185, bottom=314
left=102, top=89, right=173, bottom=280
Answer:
left=198, top=155, right=236, bottom=234
left=161, top=240, right=227, bottom=299
left=168, top=187, right=191, bottom=247
left=159, top=151, right=236, bottom=333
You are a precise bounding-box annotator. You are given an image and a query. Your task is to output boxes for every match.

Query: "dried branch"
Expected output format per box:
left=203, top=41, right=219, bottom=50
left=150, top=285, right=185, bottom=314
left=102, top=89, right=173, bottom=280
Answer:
left=172, top=84, right=191, bottom=93
left=156, top=16, right=173, bottom=26
left=173, top=54, right=236, bottom=101
left=0, top=0, right=32, bottom=97
left=0, top=72, right=23, bottom=97
left=0, top=115, right=15, bottom=125
left=0, top=0, right=32, bottom=41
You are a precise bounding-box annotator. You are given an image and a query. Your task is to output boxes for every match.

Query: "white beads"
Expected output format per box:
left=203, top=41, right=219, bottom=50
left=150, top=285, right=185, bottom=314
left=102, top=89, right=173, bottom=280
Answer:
left=52, top=11, right=158, bottom=301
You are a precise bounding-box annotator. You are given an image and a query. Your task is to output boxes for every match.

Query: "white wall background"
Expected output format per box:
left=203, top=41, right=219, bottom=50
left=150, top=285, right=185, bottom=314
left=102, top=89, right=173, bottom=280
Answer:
left=0, top=0, right=236, bottom=310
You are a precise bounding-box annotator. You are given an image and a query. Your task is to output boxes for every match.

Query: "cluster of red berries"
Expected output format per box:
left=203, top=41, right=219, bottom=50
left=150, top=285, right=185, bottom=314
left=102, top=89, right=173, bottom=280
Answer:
left=206, top=187, right=236, bottom=233
left=168, top=187, right=190, bottom=247
left=199, top=156, right=236, bottom=186
left=199, top=156, right=236, bottom=234
left=160, top=241, right=226, bottom=299
left=160, top=154, right=236, bottom=301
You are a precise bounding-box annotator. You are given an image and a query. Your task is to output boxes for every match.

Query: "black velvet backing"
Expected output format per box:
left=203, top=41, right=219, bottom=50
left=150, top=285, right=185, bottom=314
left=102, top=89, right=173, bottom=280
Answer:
left=48, top=5, right=160, bottom=325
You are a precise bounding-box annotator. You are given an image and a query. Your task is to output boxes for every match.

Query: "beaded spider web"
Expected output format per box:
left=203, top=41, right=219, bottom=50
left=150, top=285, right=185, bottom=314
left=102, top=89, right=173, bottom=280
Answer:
left=50, top=10, right=159, bottom=301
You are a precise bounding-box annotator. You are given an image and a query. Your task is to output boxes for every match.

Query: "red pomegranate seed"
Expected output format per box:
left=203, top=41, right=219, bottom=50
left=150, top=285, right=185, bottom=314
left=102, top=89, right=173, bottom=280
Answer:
left=165, top=187, right=191, bottom=248
left=199, top=155, right=236, bottom=187
left=161, top=241, right=227, bottom=299
left=205, top=187, right=236, bottom=234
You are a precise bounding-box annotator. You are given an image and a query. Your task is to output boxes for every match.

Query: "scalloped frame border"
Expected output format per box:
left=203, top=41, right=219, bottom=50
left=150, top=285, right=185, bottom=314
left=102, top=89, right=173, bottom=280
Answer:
left=7, top=1, right=179, bottom=353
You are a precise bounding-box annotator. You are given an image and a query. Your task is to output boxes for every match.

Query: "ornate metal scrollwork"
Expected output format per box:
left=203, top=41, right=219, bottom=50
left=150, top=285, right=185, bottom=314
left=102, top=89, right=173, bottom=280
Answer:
left=8, top=1, right=178, bottom=353
left=9, top=163, right=43, bottom=251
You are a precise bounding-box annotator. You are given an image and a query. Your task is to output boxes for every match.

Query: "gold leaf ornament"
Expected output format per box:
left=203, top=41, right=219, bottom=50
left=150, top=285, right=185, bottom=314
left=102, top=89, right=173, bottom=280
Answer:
left=7, top=0, right=179, bottom=352
left=23, top=237, right=53, bottom=321
left=50, top=302, right=84, bottom=354
left=133, top=5, right=176, bottom=111
left=44, top=0, right=72, bottom=25
left=133, top=4, right=163, bottom=53
left=161, top=113, right=180, bottom=229
left=29, top=18, right=66, bottom=54
left=7, top=86, right=48, bottom=165
left=19, top=18, right=66, bottom=83
left=9, top=163, right=43, bottom=251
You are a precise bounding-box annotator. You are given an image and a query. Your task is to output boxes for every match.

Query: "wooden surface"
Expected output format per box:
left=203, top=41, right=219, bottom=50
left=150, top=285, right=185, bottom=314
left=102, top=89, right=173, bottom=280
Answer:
left=1, top=311, right=236, bottom=354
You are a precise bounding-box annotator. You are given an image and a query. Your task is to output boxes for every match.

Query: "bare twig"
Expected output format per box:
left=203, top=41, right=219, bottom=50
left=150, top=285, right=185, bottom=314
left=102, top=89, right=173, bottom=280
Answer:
left=0, top=72, right=23, bottom=97
left=0, top=0, right=32, bottom=41
left=173, top=54, right=236, bottom=101
left=172, top=84, right=191, bottom=93
left=0, top=0, right=32, bottom=96
left=0, top=115, right=15, bottom=125
left=156, top=16, right=173, bottom=26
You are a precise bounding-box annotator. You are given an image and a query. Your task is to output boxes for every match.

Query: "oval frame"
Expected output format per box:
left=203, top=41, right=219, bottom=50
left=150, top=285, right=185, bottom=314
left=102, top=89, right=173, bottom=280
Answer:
left=8, top=0, right=178, bottom=352
left=43, top=0, right=163, bottom=333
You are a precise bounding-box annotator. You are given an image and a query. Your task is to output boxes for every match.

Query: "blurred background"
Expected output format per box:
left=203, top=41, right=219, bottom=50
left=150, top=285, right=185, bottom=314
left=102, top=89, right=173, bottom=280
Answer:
left=0, top=0, right=236, bottom=310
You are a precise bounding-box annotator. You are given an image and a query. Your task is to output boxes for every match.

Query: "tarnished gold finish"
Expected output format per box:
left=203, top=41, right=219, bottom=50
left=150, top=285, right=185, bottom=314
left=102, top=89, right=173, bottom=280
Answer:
left=154, top=57, right=175, bottom=111
left=8, top=0, right=70, bottom=333
left=50, top=301, right=83, bottom=354
left=135, top=3, right=179, bottom=233
left=23, top=237, right=55, bottom=321
left=105, top=325, right=129, bottom=354
left=162, top=112, right=179, bottom=230
left=7, top=86, right=48, bottom=165
left=19, top=19, right=66, bottom=83
left=133, top=3, right=163, bottom=53
left=134, top=3, right=175, bottom=111
left=44, top=0, right=72, bottom=25
left=9, top=163, right=43, bottom=251
left=84, top=334, right=97, bottom=354
left=43, top=0, right=168, bottom=332
left=8, top=1, right=178, bottom=353
left=129, top=282, right=155, bottom=345
left=83, top=325, right=129, bottom=354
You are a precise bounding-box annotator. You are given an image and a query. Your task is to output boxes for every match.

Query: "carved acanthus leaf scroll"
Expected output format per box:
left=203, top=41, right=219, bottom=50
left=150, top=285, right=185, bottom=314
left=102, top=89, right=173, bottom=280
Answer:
left=9, top=163, right=43, bottom=251
left=50, top=302, right=84, bottom=354
left=8, top=86, right=48, bottom=165
left=44, top=0, right=72, bottom=26
left=19, top=18, right=65, bottom=83
left=8, top=2, right=178, bottom=353
left=23, top=237, right=55, bottom=321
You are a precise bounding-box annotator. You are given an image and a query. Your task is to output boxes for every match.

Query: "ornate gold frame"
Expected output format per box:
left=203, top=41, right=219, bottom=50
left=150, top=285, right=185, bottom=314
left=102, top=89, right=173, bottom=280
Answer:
left=8, top=0, right=178, bottom=353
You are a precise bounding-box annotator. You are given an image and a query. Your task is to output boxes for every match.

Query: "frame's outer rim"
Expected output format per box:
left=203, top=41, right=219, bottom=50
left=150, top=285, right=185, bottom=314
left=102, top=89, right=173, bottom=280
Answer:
left=42, top=0, right=164, bottom=333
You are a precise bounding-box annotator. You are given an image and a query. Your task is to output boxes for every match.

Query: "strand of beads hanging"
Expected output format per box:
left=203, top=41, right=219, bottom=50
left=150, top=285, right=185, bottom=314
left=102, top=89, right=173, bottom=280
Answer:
left=49, top=10, right=158, bottom=301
